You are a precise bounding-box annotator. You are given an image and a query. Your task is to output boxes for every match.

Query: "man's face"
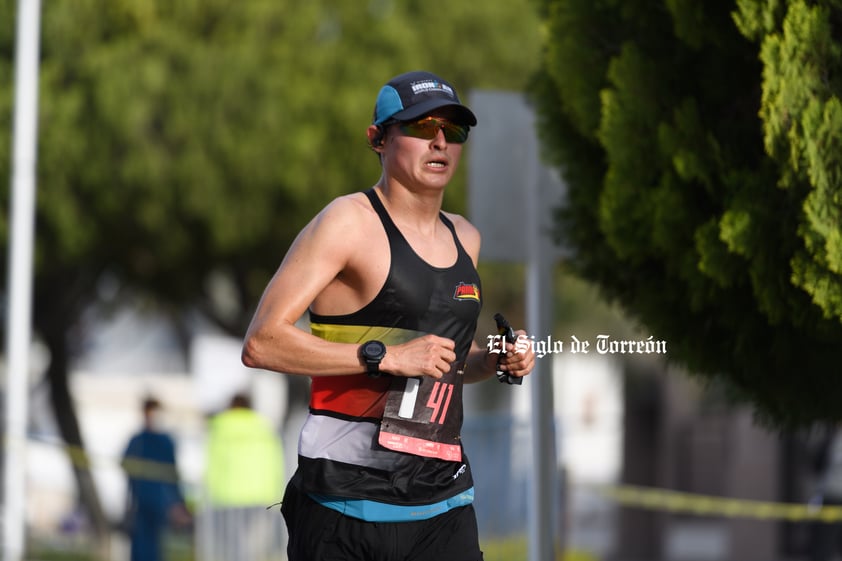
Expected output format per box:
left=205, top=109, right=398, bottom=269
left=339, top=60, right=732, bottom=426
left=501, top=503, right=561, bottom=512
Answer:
left=377, top=110, right=469, bottom=191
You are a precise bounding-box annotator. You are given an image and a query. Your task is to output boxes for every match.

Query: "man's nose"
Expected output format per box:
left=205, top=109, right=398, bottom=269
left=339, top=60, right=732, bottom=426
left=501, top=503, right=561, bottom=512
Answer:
left=431, top=126, right=448, bottom=148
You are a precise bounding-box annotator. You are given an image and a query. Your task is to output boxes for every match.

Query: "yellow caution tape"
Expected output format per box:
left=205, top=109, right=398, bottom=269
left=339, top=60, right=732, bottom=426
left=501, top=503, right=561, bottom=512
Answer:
left=24, top=435, right=182, bottom=483
left=22, top=435, right=842, bottom=521
left=590, top=484, right=842, bottom=522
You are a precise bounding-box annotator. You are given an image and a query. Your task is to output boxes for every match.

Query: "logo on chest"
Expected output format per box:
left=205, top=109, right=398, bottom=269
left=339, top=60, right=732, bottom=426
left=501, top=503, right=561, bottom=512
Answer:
left=452, top=282, right=480, bottom=303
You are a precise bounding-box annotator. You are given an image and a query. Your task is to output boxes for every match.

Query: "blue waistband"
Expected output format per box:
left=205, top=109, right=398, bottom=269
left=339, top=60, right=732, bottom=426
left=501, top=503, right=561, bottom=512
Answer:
left=310, top=487, right=475, bottom=522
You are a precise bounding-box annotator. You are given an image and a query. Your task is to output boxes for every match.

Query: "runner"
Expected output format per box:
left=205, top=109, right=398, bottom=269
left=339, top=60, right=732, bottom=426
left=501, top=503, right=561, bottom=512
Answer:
left=242, top=70, right=535, bottom=561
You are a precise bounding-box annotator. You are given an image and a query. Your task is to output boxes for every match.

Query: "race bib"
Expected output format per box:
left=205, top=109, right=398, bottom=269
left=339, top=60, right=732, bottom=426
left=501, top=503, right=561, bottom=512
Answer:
left=378, top=364, right=465, bottom=461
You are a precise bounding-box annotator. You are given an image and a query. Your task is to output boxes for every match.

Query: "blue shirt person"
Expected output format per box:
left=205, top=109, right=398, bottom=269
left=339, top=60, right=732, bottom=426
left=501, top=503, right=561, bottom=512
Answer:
left=121, top=397, right=191, bottom=561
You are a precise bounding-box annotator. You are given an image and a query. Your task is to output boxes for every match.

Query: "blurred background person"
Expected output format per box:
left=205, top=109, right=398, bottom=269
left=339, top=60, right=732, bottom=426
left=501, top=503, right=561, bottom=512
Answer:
left=200, top=392, right=286, bottom=561
left=121, top=396, right=192, bottom=561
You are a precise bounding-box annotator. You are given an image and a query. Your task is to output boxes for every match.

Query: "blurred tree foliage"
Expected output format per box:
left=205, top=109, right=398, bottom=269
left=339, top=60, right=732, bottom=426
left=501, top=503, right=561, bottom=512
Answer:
left=531, top=0, right=842, bottom=426
left=2, top=0, right=543, bottom=331
left=0, top=0, right=542, bottom=544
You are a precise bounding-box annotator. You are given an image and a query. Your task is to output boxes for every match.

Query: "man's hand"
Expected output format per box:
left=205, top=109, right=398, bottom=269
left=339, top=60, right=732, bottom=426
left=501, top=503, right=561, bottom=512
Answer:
left=496, top=330, right=535, bottom=381
left=169, top=503, right=192, bottom=529
left=383, top=335, right=457, bottom=379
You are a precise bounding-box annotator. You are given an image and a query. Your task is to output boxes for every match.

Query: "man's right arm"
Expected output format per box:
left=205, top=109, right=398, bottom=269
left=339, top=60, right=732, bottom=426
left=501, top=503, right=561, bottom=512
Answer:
left=242, top=195, right=458, bottom=380
left=241, top=196, right=370, bottom=377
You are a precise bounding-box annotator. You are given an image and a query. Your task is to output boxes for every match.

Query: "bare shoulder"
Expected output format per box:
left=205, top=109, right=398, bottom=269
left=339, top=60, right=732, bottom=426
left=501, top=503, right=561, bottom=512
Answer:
left=281, top=192, right=379, bottom=272
left=313, top=192, right=373, bottom=226
left=443, top=211, right=481, bottom=261
left=305, top=192, right=378, bottom=240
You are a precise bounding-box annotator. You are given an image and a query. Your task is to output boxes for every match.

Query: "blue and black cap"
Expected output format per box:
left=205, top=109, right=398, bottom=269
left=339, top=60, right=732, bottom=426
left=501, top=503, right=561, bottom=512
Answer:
left=372, top=70, right=477, bottom=126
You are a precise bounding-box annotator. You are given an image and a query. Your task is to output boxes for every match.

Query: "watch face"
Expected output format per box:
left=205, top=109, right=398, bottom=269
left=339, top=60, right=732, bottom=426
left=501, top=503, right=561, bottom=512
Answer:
left=364, top=341, right=386, bottom=359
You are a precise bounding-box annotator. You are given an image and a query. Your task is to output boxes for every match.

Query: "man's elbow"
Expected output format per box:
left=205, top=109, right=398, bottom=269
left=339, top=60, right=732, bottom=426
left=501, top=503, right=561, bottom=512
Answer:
left=241, top=336, right=263, bottom=369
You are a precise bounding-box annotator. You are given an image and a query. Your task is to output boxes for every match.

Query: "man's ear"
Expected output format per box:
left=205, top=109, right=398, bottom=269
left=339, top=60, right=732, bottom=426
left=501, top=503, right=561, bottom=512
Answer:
left=367, top=124, right=385, bottom=150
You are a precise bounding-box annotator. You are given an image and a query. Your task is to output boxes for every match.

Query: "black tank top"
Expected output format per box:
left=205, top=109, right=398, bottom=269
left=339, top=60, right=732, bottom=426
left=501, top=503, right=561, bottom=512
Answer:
left=297, top=188, right=483, bottom=508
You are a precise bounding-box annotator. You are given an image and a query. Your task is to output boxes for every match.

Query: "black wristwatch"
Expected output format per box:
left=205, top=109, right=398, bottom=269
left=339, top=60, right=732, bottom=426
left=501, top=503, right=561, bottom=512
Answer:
left=360, top=340, right=387, bottom=378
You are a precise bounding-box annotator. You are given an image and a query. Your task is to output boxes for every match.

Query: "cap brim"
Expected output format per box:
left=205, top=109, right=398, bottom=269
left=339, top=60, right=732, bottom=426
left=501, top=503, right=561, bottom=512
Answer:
left=391, top=99, right=477, bottom=126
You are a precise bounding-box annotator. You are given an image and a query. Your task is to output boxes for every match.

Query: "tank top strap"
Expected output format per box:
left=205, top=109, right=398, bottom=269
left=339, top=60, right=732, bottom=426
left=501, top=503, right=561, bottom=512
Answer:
left=364, top=188, right=403, bottom=241
left=437, top=212, right=465, bottom=252
left=364, top=188, right=464, bottom=253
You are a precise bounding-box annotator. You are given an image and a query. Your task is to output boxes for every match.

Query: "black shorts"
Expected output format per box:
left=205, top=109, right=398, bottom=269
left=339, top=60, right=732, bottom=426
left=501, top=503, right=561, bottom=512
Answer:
left=280, top=482, right=484, bottom=561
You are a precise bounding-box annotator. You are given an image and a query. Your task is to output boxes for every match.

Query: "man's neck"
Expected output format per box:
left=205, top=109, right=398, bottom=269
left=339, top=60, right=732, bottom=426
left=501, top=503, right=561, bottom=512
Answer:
left=374, top=181, right=445, bottom=231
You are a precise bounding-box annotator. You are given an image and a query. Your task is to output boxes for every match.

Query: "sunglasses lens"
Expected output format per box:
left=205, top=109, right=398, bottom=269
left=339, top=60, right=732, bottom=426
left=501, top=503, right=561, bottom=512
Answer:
left=443, top=123, right=469, bottom=143
left=399, top=118, right=469, bottom=144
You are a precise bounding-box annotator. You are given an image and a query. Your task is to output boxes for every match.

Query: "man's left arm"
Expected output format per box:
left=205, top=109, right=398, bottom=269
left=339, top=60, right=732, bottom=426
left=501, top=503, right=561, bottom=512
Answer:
left=453, top=217, right=535, bottom=383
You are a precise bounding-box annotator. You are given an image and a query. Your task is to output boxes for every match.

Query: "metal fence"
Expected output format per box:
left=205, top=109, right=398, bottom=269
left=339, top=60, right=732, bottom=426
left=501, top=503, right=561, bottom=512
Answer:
left=195, top=504, right=287, bottom=561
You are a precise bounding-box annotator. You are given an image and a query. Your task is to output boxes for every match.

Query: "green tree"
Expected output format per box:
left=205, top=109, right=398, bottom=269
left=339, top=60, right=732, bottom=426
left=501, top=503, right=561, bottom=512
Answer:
left=532, top=0, right=842, bottom=426
left=1, top=0, right=543, bottom=548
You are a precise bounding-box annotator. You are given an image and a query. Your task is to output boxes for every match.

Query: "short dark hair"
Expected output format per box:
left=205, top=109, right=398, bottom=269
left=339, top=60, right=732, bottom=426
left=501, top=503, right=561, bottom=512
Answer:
left=230, top=393, right=251, bottom=409
left=142, top=396, right=161, bottom=413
